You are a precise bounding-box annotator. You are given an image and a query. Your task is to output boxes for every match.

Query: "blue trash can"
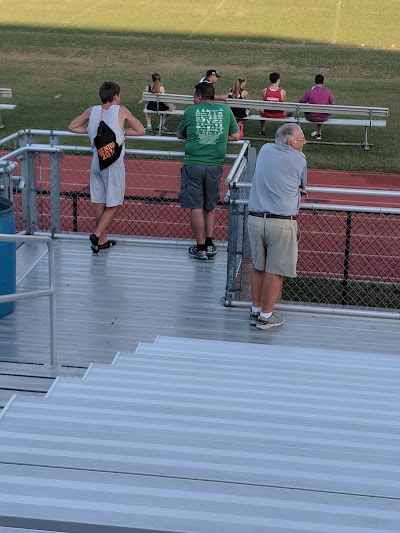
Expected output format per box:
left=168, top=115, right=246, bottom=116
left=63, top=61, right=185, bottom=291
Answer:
left=0, top=198, right=16, bottom=318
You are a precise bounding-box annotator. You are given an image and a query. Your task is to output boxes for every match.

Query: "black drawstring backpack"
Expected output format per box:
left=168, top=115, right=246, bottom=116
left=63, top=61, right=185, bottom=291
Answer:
left=93, top=110, right=123, bottom=170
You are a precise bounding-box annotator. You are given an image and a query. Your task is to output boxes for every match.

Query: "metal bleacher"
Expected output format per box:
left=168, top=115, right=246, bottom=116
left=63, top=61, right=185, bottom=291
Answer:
left=1, top=335, right=400, bottom=531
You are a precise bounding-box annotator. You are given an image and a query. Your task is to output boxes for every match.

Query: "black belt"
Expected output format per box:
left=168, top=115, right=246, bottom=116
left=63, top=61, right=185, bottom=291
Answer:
left=249, top=211, right=297, bottom=220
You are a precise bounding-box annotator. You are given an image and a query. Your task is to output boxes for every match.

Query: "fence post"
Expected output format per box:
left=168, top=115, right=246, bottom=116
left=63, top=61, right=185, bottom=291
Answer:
left=341, top=211, right=353, bottom=305
left=20, top=131, right=38, bottom=234
left=242, top=146, right=256, bottom=259
left=225, top=184, right=240, bottom=305
left=50, top=133, right=61, bottom=235
left=0, top=162, right=13, bottom=202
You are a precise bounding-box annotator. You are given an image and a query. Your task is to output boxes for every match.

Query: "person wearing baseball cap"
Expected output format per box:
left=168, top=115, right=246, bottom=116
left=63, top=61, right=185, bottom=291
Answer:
left=198, top=69, right=227, bottom=101
left=199, top=70, right=222, bottom=83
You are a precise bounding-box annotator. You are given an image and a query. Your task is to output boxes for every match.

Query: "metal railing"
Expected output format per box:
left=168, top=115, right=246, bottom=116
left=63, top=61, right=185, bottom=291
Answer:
left=0, top=129, right=248, bottom=239
left=1, top=129, right=400, bottom=317
left=224, top=182, right=400, bottom=318
left=0, top=130, right=249, bottom=365
left=0, top=233, right=57, bottom=364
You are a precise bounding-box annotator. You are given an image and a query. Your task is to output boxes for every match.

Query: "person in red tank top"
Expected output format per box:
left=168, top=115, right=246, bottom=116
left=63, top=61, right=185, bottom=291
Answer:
left=260, top=72, right=289, bottom=136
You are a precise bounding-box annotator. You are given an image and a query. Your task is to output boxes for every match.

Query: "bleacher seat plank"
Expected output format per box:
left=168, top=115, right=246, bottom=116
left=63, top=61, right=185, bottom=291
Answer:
left=142, top=91, right=388, bottom=148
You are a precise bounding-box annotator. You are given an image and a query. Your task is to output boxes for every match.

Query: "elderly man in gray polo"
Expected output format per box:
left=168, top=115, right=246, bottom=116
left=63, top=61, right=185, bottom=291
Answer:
left=247, top=123, right=307, bottom=329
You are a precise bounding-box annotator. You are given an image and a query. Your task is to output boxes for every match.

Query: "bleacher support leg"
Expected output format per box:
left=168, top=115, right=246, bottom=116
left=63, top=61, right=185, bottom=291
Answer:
left=363, top=126, right=371, bottom=151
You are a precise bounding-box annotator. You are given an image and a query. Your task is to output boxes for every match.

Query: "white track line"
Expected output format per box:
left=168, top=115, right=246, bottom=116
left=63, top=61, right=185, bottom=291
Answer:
left=332, top=0, right=344, bottom=45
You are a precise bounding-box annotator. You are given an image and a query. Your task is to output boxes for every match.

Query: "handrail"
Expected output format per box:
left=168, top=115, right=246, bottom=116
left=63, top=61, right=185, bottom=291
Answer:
left=0, top=234, right=57, bottom=365
left=224, top=141, right=250, bottom=185
left=233, top=199, right=400, bottom=215
left=1, top=129, right=245, bottom=145
left=233, top=182, right=400, bottom=197
left=0, top=136, right=245, bottom=166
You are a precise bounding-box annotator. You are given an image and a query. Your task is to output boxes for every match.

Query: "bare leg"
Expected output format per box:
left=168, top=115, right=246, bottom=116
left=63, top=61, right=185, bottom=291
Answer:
left=251, top=267, right=265, bottom=308
left=259, top=120, right=265, bottom=133
left=190, top=208, right=206, bottom=244
left=261, top=272, right=283, bottom=313
left=144, top=113, right=152, bottom=127
left=316, top=123, right=322, bottom=135
left=204, top=209, right=215, bottom=240
left=95, top=204, right=106, bottom=228
left=94, top=205, right=120, bottom=245
left=251, top=267, right=283, bottom=313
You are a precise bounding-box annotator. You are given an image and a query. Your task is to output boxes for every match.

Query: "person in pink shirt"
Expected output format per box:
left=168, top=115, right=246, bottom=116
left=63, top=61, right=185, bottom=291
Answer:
left=299, top=74, right=334, bottom=140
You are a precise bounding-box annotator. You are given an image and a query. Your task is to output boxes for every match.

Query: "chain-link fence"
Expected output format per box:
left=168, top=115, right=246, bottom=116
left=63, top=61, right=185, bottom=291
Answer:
left=2, top=130, right=399, bottom=314
left=0, top=130, right=248, bottom=241
left=225, top=186, right=400, bottom=313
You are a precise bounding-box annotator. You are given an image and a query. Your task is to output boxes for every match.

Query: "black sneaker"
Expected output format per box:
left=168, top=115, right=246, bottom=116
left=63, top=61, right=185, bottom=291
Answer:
left=188, top=245, right=208, bottom=260
left=90, top=233, right=99, bottom=254
left=206, top=244, right=217, bottom=258
left=259, top=131, right=266, bottom=136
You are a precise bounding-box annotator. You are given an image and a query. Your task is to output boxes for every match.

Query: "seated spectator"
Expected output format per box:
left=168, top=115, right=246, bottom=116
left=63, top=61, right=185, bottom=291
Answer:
left=260, top=72, right=290, bottom=136
left=198, top=69, right=227, bottom=101
left=228, top=76, right=251, bottom=138
left=199, top=69, right=221, bottom=84
left=299, top=74, right=334, bottom=140
left=144, top=73, right=176, bottom=133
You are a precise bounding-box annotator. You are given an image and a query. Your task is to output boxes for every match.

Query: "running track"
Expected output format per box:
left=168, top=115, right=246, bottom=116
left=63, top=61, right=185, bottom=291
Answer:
left=10, top=153, right=400, bottom=282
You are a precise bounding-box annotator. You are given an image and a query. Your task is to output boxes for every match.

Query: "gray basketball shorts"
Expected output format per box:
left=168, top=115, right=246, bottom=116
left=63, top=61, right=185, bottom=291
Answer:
left=247, top=216, right=300, bottom=278
left=179, top=164, right=223, bottom=211
left=90, top=156, right=125, bottom=207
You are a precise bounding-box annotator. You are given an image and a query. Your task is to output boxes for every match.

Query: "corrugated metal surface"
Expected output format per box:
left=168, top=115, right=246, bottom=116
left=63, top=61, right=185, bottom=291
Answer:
left=1, top=336, right=400, bottom=531
left=0, top=238, right=400, bottom=531
left=0, top=238, right=399, bottom=369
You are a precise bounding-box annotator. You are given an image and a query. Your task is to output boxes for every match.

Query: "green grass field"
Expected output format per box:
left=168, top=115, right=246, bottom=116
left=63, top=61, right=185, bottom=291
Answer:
left=1, top=0, right=399, bottom=173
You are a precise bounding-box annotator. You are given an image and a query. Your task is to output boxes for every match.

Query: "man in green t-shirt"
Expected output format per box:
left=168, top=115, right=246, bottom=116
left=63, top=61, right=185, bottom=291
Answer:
left=177, top=82, right=240, bottom=260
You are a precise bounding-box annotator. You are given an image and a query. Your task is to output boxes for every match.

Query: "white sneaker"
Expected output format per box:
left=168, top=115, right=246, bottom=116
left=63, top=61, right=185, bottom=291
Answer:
left=310, top=131, right=318, bottom=138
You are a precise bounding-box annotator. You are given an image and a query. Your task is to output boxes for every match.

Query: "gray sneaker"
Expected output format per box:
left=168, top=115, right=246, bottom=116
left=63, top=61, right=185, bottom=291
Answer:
left=256, top=312, right=285, bottom=330
left=206, top=244, right=217, bottom=258
left=249, top=311, right=259, bottom=325
left=188, top=245, right=208, bottom=260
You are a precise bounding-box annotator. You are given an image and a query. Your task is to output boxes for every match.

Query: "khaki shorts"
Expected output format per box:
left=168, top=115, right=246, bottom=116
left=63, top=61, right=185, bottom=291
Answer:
left=247, top=215, right=300, bottom=277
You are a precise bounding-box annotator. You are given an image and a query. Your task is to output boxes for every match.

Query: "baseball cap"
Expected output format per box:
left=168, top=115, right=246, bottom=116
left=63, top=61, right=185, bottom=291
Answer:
left=206, top=69, right=221, bottom=78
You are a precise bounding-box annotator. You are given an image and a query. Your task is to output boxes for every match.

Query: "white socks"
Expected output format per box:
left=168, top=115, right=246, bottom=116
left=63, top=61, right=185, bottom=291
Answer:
left=252, top=307, right=272, bottom=319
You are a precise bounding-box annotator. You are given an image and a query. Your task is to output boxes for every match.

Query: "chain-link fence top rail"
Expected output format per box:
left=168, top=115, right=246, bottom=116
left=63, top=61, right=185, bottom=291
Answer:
left=0, top=130, right=248, bottom=239
left=225, top=182, right=400, bottom=312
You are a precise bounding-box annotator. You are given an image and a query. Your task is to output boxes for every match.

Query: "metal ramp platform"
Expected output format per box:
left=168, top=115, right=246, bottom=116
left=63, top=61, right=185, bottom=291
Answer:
left=0, top=336, right=400, bottom=532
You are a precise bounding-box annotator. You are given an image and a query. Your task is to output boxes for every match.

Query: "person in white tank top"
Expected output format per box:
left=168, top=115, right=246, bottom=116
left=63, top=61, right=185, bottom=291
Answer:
left=68, top=82, right=145, bottom=253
